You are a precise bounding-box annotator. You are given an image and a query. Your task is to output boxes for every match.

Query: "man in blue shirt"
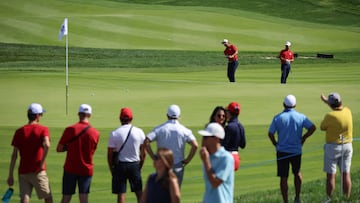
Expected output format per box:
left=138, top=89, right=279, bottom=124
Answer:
left=199, top=123, right=234, bottom=203
left=268, top=95, right=316, bottom=203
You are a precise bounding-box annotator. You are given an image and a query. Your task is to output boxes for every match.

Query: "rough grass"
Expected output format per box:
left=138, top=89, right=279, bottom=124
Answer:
left=1, top=43, right=360, bottom=72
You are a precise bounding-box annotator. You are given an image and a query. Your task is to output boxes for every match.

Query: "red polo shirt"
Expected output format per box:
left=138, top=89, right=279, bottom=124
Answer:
left=11, top=124, right=50, bottom=174
left=58, top=121, right=99, bottom=176
left=224, top=44, right=238, bottom=61
left=279, top=49, right=294, bottom=64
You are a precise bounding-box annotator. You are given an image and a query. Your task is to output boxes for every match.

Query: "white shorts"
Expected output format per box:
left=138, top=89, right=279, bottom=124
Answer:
left=323, top=143, right=353, bottom=174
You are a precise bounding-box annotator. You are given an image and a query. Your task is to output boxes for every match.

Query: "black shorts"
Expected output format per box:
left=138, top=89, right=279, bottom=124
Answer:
left=277, top=151, right=301, bottom=178
left=62, top=171, right=92, bottom=195
left=112, top=162, right=142, bottom=194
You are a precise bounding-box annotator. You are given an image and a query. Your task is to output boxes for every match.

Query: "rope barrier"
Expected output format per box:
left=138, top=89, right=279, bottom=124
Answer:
left=49, top=138, right=359, bottom=195
left=184, top=138, right=359, bottom=180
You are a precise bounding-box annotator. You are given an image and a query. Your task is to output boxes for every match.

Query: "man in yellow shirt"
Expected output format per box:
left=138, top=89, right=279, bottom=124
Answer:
left=320, top=92, right=353, bottom=201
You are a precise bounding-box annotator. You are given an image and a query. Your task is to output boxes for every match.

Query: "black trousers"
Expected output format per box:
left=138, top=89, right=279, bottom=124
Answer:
left=227, top=60, right=239, bottom=82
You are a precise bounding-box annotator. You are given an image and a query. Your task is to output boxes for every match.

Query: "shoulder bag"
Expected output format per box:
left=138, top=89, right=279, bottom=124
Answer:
left=112, top=126, right=133, bottom=168
left=62, top=125, right=91, bottom=151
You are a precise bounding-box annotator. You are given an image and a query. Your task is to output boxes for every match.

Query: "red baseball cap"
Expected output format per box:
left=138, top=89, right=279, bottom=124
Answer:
left=120, top=107, right=133, bottom=120
left=226, top=102, right=240, bottom=115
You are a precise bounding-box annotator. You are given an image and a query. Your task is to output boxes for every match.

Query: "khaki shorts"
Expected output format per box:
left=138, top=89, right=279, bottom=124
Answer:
left=19, top=170, right=52, bottom=200
left=323, top=143, right=353, bottom=174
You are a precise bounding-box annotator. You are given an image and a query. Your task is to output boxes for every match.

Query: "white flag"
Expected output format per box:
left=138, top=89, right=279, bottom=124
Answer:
left=58, top=18, right=68, bottom=40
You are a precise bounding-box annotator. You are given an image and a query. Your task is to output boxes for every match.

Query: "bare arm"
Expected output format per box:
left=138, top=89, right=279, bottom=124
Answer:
left=56, top=142, right=65, bottom=152
left=320, top=93, right=328, bottom=104
left=302, top=125, right=316, bottom=145
left=169, top=176, right=181, bottom=203
left=139, top=144, right=146, bottom=169
left=182, top=140, right=198, bottom=165
left=40, top=136, right=50, bottom=169
left=7, top=147, right=18, bottom=186
left=268, top=132, right=277, bottom=147
left=144, top=138, right=156, bottom=160
left=199, top=147, right=223, bottom=188
left=107, top=148, right=114, bottom=174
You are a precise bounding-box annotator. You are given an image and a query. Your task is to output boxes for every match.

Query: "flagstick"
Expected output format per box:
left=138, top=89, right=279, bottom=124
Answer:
left=65, top=31, right=69, bottom=115
left=340, top=134, right=344, bottom=197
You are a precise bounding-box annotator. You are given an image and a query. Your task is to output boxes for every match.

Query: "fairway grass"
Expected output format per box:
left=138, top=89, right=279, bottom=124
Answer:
left=0, top=0, right=359, bottom=52
left=0, top=0, right=359, bottom=202
left=0, top=63, right=359, bottom=202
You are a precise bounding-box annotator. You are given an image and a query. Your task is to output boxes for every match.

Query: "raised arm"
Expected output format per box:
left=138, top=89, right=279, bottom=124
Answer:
left=200, top=147, right=223, bottom=188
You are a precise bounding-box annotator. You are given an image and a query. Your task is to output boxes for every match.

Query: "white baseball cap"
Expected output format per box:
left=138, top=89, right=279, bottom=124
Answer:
left=285, top=41, right=291, bottom=46
left=167, top=104, right=181, bottom=119
left=78, top=104, right=92, bottom=114
left=221, top=39, right=229, bottom=44
left=198, top=122, right=225, bottom=139
left=28, top=103, right=45, bottom=114
left=284, top=94, right=296, bottom=107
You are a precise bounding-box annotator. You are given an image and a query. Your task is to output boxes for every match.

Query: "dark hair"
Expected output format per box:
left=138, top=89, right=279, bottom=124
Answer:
left=330, top=101, right=342, bottom=109
left=27, top=111, right=41, bottom=121
left=209, top=106, right=226, bottom=127
left=120, top=117, right=132, bottom=125
left=283, top=103, right=295, bottom=109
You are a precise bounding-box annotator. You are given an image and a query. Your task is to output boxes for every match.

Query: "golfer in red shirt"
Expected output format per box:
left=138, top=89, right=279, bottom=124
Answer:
left=279, top=41, right=294, bottom=84
left=222, top=39, right=239, bottom=82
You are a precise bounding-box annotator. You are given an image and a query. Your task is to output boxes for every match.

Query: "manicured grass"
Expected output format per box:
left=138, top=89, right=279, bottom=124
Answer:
left=120, top=0, right=360, bottom=27
left=0, top=0, right=359, bottom=202
left=0, top=56, right=359, bottom=202
left=0, top=0, right=359, bottom=51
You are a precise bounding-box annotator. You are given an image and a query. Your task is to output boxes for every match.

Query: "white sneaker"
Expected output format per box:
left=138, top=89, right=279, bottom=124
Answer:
left=322, top=196, right=331, bottom=203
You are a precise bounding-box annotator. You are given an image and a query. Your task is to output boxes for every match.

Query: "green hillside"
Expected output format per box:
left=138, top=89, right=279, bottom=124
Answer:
left=0, top=0, right=359, bottom=51
left=119, top=0, right=360, bottom=26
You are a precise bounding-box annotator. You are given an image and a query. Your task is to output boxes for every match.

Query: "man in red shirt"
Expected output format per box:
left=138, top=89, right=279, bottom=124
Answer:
left=222, top=39, right=239, bottom=82
left=278, top=41, right=295, bottom=84
left=7, top=103, right=53, bottom=203
left=57, top=104, right=100, bottom=203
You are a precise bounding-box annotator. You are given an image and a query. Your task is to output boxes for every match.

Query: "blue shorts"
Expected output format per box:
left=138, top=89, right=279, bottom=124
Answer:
left=277, top=151, right=301, bottom=178
left=62, top=171, right=92, bottom=195
left=112, top=162, right=142, bottom=194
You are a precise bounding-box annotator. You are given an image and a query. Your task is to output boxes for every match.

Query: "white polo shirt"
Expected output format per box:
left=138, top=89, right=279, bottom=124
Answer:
left=108, top=124, right=145, bottom=162
left=146, top=119, right=196, bottom=164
